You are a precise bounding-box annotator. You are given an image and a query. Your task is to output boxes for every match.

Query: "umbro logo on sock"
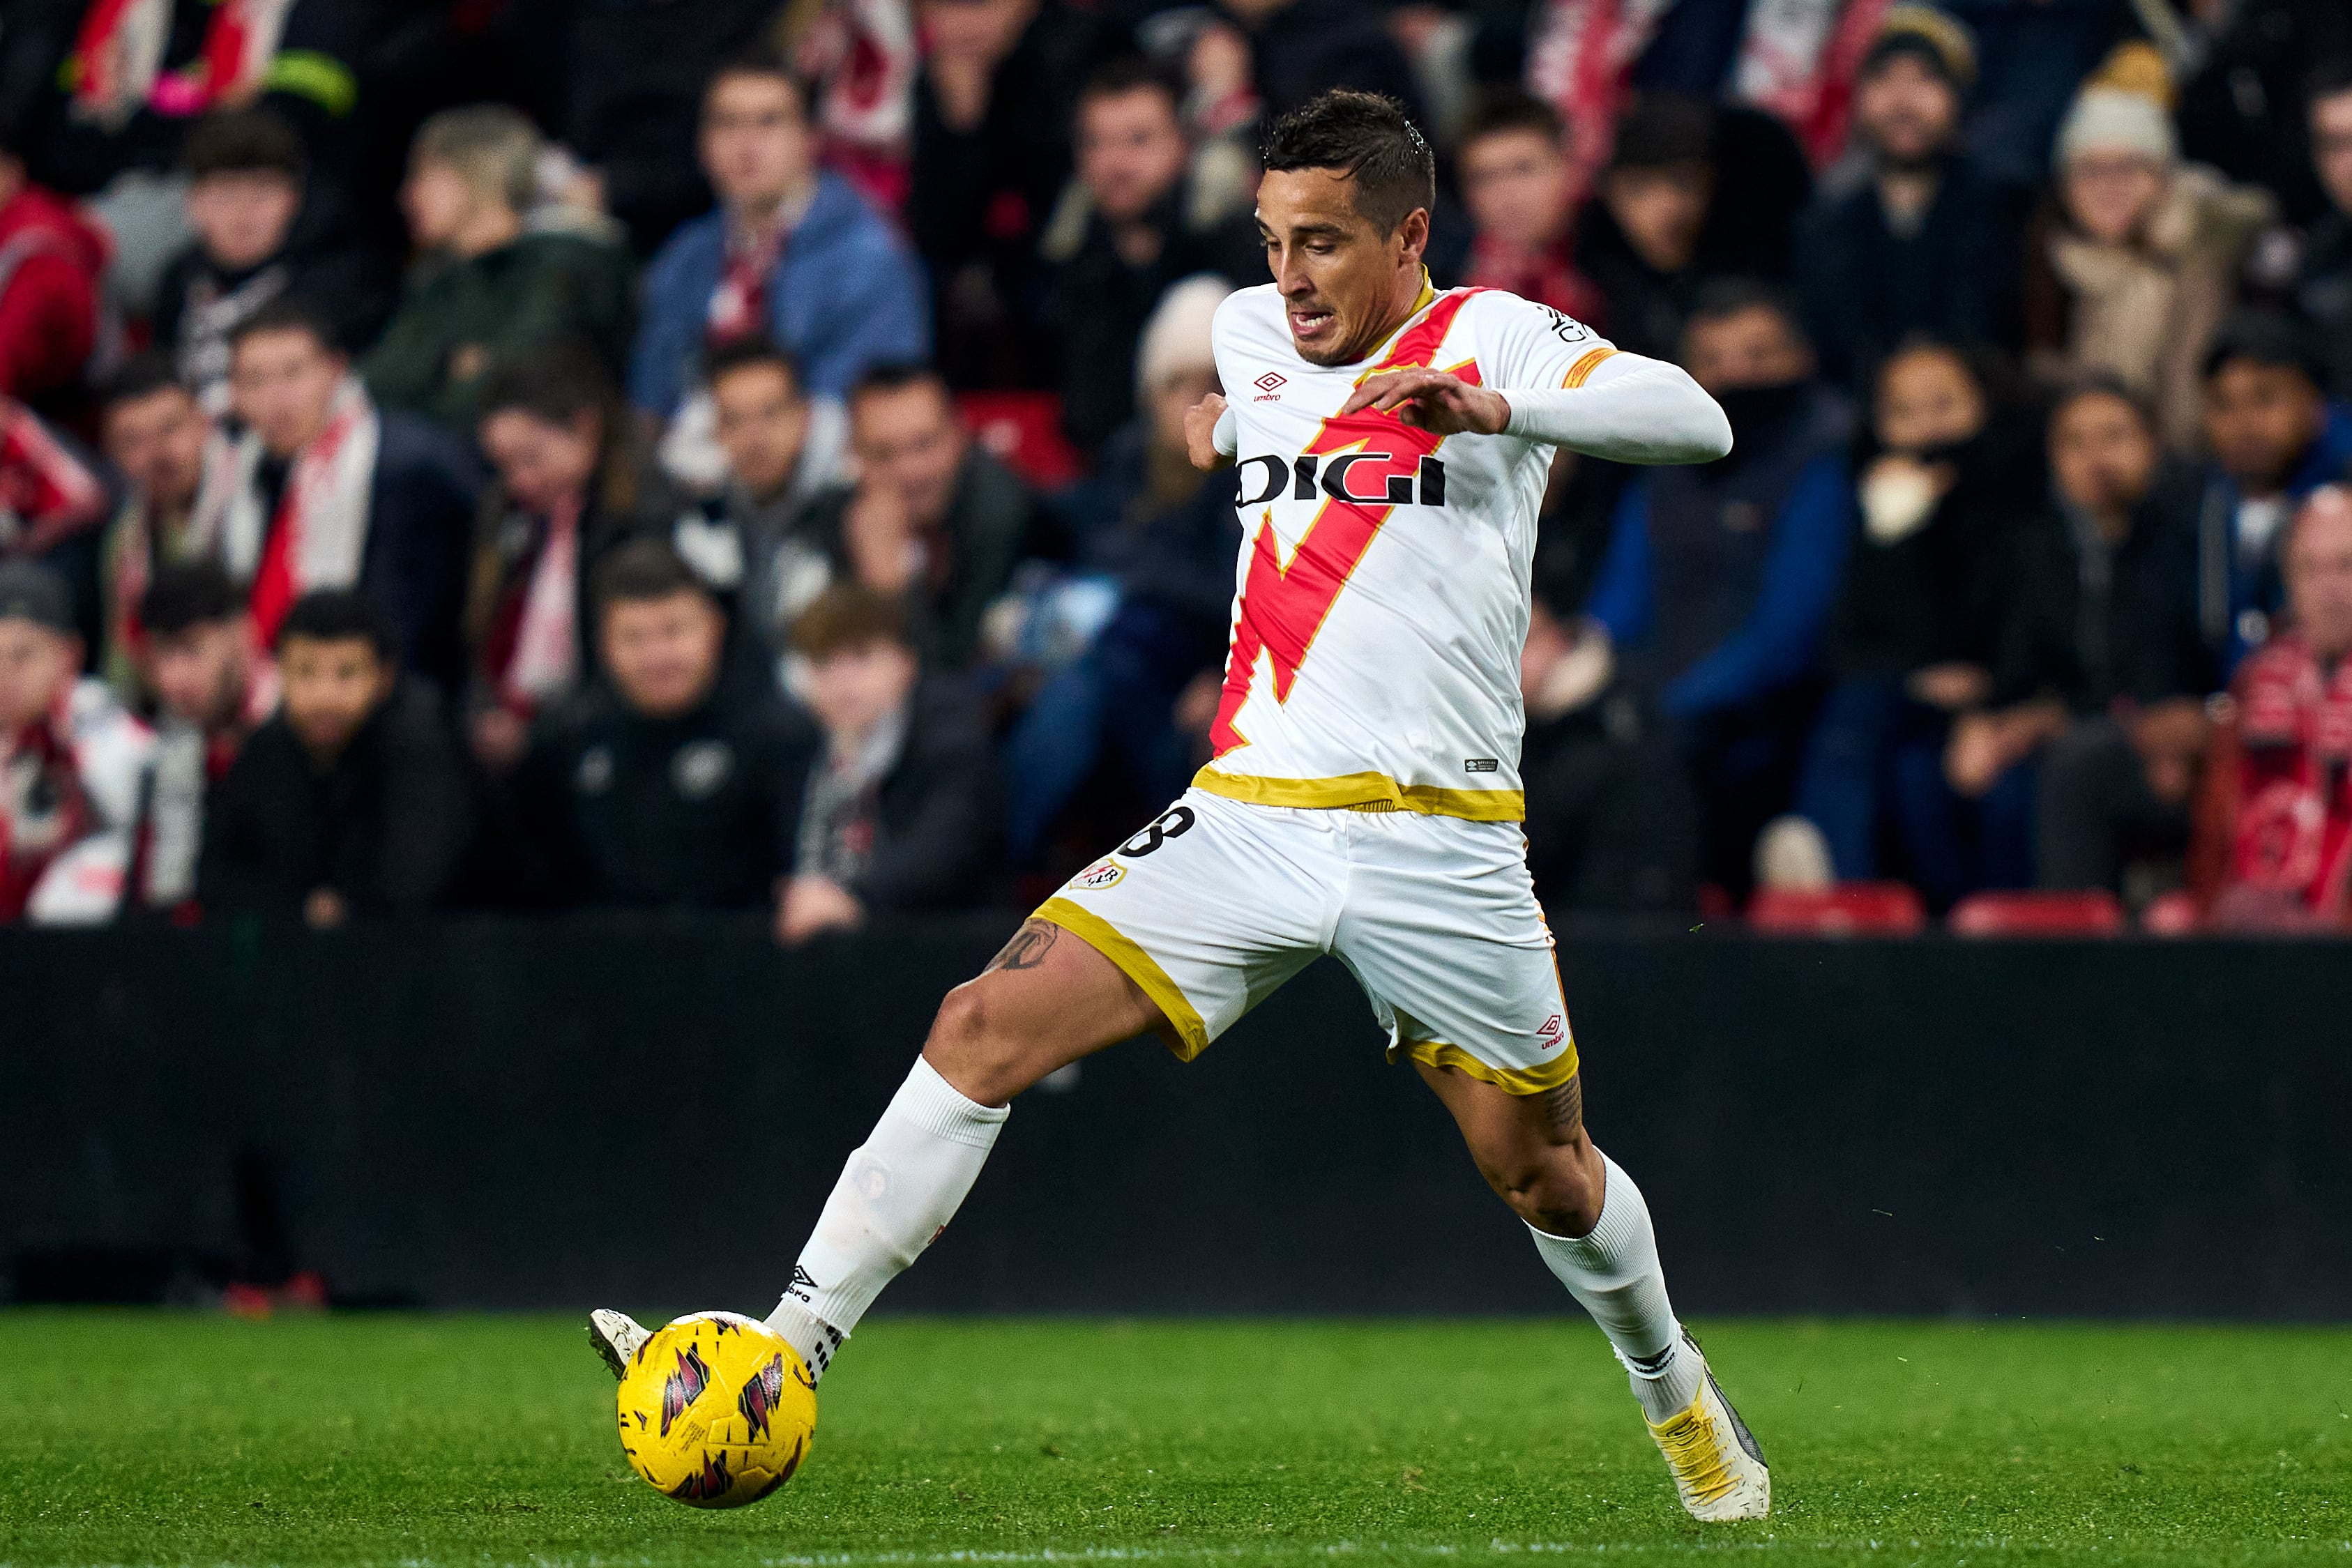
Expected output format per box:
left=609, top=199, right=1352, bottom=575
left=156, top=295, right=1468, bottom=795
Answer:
left=1626, top=1344, right=1678, bottom=1378
left=785, top=1265, right=819, bottom=1303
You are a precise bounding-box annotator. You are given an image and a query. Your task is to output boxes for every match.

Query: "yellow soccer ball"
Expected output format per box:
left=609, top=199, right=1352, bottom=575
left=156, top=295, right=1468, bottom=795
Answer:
left=616, top=1311, right=817, bottom=1508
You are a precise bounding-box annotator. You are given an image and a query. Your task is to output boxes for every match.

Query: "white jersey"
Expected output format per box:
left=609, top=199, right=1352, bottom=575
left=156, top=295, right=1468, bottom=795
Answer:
left=1197, top=280, right=1618, bottom=822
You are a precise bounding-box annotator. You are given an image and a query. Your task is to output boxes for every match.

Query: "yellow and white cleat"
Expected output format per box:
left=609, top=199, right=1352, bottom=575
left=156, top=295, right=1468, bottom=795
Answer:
left=1646, top=1334, right=1770, bottom=1521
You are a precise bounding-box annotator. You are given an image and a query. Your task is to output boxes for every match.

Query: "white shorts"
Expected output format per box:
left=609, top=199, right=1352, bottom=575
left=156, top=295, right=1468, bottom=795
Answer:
left=1035, top=789, right=1579, bottom=1094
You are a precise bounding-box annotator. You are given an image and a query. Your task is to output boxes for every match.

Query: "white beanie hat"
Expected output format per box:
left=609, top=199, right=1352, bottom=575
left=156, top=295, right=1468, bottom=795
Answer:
left=1135, top=273, right=1234, bottom=402
left=2057, top=86, right=2176, bottom=168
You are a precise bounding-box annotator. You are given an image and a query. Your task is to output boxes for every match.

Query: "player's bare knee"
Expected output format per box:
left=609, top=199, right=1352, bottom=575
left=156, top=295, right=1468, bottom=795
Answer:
left=1489, top=1155, right=1602, bottom=1237
left=921, top=982, right=1029, bottom=1106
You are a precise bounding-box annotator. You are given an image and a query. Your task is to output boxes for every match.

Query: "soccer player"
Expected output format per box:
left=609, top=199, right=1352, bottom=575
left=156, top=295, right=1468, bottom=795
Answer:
left=592, top=91, right=1767, bottom=1521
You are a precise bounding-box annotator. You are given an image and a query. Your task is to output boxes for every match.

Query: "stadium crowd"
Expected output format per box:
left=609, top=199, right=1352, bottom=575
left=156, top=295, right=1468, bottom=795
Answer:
left=2, top=0, right=2351, bottom=937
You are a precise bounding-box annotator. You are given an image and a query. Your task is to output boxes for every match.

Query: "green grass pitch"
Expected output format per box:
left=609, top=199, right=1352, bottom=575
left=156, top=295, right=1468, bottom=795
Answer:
left=1, top=1313, right=2346, bottom=1567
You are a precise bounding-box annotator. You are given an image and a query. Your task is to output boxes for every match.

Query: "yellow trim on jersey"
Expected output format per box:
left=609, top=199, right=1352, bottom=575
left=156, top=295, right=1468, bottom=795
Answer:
left=1033, top=897, right=1211, bottom=1060
left=1563, top=347, right=1617, bottom=388
left=1190, top=767, right=1526, bottom=822
left=1391, top=1037, right=1582, bottom=1096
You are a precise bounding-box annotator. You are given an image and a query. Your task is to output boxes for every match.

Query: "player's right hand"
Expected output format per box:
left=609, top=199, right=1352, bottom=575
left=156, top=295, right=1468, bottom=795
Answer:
left=1185, top=393, right=1234, bottom=472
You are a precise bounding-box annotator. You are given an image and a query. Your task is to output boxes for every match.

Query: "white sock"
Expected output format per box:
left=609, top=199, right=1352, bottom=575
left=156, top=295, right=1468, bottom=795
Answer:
left=765, top=1057, right=1008, bottom=1381
left=1526, top=1151, right=1704, bottom=1424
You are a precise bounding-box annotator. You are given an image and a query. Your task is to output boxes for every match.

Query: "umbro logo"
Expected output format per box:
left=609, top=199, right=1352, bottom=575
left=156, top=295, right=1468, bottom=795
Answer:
left=1253, top=371, right=1286, bottom=402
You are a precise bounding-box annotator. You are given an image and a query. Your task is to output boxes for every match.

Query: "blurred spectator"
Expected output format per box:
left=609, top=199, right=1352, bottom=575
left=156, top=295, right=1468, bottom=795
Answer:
left=466, top=342, right=691, bottom=772
left=0, top=393, right=112, bottom=646
left=1040, top=57, right=1260, bottom=454
left=1455, top=89, right=1602, bottom=326
left=779, top=582, right=1001, bottom=944
left=1004, top=275, right=1241, bottom=864
left=360, top=106, right=634, bottom=436
left=195, top=298, right=480, bottom=687
left=95, top=352, right=220, bottom=693
left=0, top=557, right=151, bottom=924
left=0, top=130, right=109, bottom=409
left=2295, top=63, right=2352, bottom=402
left=1793, top=5, right=2025, bottom=393
left=2023, top=81, right=2275, bottom=452
left=1796, top=339, right=2040, bottom=905
left=678, top=337, right=855, bottom=683
left=2187, top=486, right=2352, bottom=929
left=907, top=0, right=1072, bottom=390
left=126, top=560, right=271, bottom=916
left=631, top=53, right=930, bottom=420
left=153, top=107, right=388, bottom=417
left=508, top=538, right=814, bottom=915
left=784, top=0, right=923, bottom=215
left=2194, top=314, right=2352, bottom=675
left=200, top=588, right=474, bottom=927
left=1949, top=381, right=2215, bottom=894
left=2174, top=0, right=2352, bottom=229
left=1575, top=94, right=1812, bottom=364
left=1206, top=0, right=1422, bottom=126
left=1584, top=280, right=1852, bottom=896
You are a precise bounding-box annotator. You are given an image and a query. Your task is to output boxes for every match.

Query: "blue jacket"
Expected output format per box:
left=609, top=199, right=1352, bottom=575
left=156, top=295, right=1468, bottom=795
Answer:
left=629, top=172, right=931, bottom=416
left=2198, top=400, right=2352, bottom=675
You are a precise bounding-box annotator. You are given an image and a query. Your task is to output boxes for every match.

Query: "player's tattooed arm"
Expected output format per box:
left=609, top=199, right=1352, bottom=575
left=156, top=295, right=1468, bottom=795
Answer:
left=985, top=919, right=1060, bottom=973
left=1539, top=1074, right=1584, bottom=1139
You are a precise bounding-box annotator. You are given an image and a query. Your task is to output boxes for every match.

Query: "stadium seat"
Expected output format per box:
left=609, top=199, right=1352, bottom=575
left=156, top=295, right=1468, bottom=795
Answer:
left=1946, top=889, right=2125, bottom=937
left=957, top=391, right=1085, bottom=489
left=1745, top=882, right=1926, bottom=936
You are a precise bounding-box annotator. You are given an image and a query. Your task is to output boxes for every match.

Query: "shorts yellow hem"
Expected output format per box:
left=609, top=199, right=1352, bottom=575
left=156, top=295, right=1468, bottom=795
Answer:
left=1033, top=897, right=1212, bottom=1062
left=1390, top=1037, right=1581, bottom=1095
left=1190, top=768, right=1525, bottom=822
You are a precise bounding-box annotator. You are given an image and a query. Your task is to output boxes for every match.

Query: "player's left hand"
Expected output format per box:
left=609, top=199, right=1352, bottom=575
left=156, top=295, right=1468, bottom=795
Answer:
left=1340, top=368, right=1511, bottom=435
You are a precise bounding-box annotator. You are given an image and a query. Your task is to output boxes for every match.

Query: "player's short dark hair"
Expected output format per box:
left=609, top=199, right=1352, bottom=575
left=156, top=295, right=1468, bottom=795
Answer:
left=1686, top=277, right=1807, bottom=346
left=227, top=294, right=342, bottom=357
left=704, top=48, right=810, bottom=117
left=1079, top=55, right=1183, bottom=114
left=1609, top=93, right=1717, bottom=172
left=703, top=335, right=805, bottom=396
left=791, top=581, right=909, bottom=660
left=2201, top=310, right=2326, bottom=389
left=139, top=561, right=246, bottom=638
left=100, top=349, right=192, bottom=411
left=181, top=105, right=307, bottom=182
left=1458, top=89, right=1565, bottom=153
left=849, top=360, right=949, bottom=406
left=594, top=536, right=713, bottom=615
left=1261, top=90, right=1436, bottom=237
left=278, top=588, right=398, bottom=660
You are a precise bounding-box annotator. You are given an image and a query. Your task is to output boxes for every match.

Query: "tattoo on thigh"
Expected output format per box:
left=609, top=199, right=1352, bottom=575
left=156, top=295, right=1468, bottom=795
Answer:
left=1540, top=1074, right=1584, bottom=1136
left=985, top=919, right=1059, bottom=973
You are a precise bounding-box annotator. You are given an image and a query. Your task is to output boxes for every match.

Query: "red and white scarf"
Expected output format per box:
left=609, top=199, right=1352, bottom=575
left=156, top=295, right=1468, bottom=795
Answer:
left=190, top=375, right=378, bottom=650
left=499, top=494, right=581, bottom=713
left=2225, top=631, right=2352, bottom=918
left=708, top=219, right=789, bottom=347
left=0, top=399, right=109, bottom=559
left=68, top=0, right=293, bottom=127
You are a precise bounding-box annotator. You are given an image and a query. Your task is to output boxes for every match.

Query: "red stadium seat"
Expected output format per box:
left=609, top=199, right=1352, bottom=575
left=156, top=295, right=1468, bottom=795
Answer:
left=956, top=391, right=1086, bottom=489
left=1946, top=889, right=2125, bottom=937
left=1746, top=882, right=1927, bottom=936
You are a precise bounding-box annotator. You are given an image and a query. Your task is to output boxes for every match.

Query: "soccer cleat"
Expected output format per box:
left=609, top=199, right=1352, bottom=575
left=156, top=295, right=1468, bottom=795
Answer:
left=587, top=1308, right=651, bottom=1379
left=1646, top=1333, right=1769, bottom=1521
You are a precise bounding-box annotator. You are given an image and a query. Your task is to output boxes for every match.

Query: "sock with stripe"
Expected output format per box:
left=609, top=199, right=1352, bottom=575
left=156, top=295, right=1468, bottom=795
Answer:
left=1524, top=1151, right=1705, bottom=1424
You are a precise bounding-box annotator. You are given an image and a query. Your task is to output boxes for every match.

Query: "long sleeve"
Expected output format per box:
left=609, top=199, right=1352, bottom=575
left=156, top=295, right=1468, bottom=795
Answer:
left=1662, top=453, right=1851, bottom=720
left=1500, top=351, right=1732, bottom=466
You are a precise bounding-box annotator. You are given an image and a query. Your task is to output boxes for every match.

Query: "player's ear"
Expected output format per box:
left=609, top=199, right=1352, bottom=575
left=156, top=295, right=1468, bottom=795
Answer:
left=1395, top=206, right=1430, bottom=267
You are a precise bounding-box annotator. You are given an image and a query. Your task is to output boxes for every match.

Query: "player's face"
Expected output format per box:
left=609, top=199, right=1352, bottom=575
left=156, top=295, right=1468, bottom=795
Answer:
left=103, top=386, right=211, bottom=512
left=0, top=619, right=78, bottom=734
left=1875, top=346, right=1984, bottom=455
left=601, top=591, right=724, bottom=721
left=2202, top=361, right=2325, bottom=492
left=278, top=635, right=392, bottom=759
left=2286, top=492, right=2352, bottom=660
left=1257, top=168, right=1429, bottom=367
left=712, top=363, right=810, bottom=498
left=1459, top=128, right=1568, bottom=252
left=2049, top=390, right=2157, bottom=517
left=145, top=618, right=248, bottom=729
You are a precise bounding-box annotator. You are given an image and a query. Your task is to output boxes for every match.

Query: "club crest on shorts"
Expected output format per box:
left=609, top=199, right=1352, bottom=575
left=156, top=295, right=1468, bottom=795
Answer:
left=1070, top=858, right=1125, bottom=891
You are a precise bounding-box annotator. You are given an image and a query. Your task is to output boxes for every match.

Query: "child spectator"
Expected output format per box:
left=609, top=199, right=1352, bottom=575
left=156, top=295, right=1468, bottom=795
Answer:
left=2194, top=314, right=2352, bottom=674
left=1584, top=281, right=1853, bottom=897
left=2188, top=486, right=2352, bottom=929
left=128, top=561, right=273, bottom=915
left=1794, top=6, right=2026, bottom=393
left=361, top=106, right=634, bottom=436
left=2023, top=79, right=2275, bottom=452
left=465, top=342, right=691, bottom=771
left=1951, top=381, right=2216, bottom=895
left=1455, top=90, right=1602, bottom=328
left=195, top=298, right=481, bottom=687
left=94, top=353, right=220, bottom=694
left=2298, top=63, right=2352, bottom=399
left=199, top=588, right=475, bottom=927
left=0, top=558, right=151, bottom=924
left=778, top=582, right=1000, bottom=945
left=1795, top=339, right=2041, bottom=905
left=631, top=53, right=929, bottom=421
left=1040, top=58, right=1260, bottom=454
left=508, top=538, right=815, bottom=915
left=0, top=131, right=109, bottom=409
left=153, top=107, right=388, bottom=416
